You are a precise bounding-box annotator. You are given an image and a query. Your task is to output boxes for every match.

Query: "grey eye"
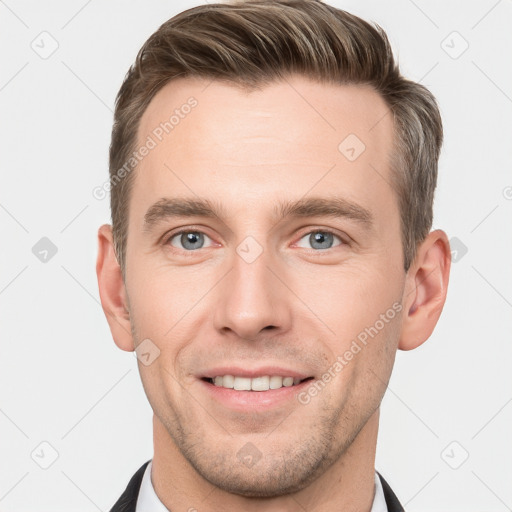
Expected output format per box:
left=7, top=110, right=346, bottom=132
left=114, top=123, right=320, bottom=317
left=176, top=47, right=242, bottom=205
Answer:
left=296, top=231, right=342, bottom=250
left=170, top=231, right=212, bottom=250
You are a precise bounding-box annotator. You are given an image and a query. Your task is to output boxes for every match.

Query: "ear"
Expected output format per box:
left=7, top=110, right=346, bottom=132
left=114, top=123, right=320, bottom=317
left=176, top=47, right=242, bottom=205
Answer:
left=398, top=229, right=451, bottom=351
left=96, top=224, right=134, bottom=352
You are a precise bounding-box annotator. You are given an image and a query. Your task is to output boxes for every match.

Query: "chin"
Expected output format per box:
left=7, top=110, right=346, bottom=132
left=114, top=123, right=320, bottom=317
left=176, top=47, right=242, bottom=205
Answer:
left=200, top=464, right=318, bottom=498
left=184, top=435, right=336, bottom=499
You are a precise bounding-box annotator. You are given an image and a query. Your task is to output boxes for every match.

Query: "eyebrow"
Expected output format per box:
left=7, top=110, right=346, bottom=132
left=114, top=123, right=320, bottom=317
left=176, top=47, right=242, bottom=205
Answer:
left=143, top=196, right=374, bottom=231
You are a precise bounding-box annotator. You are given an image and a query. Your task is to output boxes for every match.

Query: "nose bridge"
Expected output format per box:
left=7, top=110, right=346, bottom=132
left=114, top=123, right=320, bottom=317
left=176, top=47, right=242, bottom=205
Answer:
left=213, top=236, right=289, bottom=339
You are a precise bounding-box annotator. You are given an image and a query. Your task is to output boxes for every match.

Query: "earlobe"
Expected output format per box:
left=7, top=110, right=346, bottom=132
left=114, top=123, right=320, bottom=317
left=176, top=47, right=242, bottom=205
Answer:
left=96, top=224, right=134, bottom=352
left=398, top=229, right=451, bottom=351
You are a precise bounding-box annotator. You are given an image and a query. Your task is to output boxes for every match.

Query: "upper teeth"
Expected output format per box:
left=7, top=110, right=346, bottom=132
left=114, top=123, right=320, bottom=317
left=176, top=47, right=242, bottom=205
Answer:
left=212, top=375, right=302, bottom=391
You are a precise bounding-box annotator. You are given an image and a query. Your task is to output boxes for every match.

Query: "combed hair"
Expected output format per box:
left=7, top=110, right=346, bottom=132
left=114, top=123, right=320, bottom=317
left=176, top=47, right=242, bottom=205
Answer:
left=109, top=0, right=443, bottom=273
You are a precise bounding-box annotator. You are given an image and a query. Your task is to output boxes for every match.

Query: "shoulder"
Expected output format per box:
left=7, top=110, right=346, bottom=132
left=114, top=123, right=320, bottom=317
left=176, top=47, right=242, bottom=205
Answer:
left=109, top=460, right=151, bottom=512
left=376, top=471, right=405, bottom=512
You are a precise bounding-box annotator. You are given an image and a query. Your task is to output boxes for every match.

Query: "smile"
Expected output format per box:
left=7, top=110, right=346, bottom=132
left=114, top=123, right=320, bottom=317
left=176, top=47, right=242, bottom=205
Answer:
left=205, top=375, right=313, bottom=391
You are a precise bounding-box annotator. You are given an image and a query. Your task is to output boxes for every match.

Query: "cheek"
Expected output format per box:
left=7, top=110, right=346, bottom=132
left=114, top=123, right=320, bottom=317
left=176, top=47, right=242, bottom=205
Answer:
left=288, top=262, right=404, bottom=387
left=293, top=261, right=401, bottom=333
left=126, top=264, right=214, bottom=388
left=126, top=260, right=205, bottom=338
left=320, top=301, right=402, bottom=420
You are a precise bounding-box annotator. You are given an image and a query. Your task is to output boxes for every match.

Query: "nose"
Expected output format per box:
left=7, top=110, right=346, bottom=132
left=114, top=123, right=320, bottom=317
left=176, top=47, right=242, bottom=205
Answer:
left=213, top=242, right=292, bottom=341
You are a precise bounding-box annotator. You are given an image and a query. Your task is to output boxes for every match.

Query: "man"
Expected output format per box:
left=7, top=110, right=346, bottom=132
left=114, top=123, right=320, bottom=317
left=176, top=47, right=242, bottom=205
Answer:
left=96, top=0, right=451, bottom=510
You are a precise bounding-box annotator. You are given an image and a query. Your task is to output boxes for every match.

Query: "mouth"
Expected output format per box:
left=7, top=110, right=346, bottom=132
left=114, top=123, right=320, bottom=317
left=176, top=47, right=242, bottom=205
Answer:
left=201, top=375, right=315, bottom=391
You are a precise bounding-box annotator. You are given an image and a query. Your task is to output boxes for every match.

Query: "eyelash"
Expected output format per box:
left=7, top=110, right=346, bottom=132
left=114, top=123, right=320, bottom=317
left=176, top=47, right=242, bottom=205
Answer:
left=163, top=227, right=347, bottom=252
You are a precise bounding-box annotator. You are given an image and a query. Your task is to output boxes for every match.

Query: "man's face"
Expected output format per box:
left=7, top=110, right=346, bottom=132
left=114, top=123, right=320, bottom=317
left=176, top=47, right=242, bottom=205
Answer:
left=124, top=75, right=406, bottom=496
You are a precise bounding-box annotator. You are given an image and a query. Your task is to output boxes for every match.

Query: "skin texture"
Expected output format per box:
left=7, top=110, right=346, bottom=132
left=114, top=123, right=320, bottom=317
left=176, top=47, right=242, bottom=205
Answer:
left=97, top=75, right=451, bottom=511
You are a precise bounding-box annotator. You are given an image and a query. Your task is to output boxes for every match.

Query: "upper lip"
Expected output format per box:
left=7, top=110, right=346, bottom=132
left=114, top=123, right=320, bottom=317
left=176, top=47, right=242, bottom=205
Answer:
left=199, top=366, right=313, bottom=380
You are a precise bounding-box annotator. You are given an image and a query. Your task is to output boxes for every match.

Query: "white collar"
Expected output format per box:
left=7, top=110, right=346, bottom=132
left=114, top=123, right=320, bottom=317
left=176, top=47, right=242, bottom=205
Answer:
left=136, top=460, right=388, bottom=511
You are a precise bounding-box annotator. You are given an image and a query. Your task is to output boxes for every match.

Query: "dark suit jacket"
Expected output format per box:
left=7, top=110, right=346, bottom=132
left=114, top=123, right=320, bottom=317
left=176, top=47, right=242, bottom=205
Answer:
left=110, top=460, right=404, bottom=512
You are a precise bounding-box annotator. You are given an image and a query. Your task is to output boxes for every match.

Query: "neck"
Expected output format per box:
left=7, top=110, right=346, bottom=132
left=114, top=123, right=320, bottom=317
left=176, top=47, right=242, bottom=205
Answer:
left=151, top=409, right=380, bottom=512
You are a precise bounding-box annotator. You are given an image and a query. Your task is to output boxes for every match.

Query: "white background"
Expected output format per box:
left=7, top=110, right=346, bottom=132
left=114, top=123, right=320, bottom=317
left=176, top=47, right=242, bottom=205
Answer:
left=1, top=1, right=511, bottom=510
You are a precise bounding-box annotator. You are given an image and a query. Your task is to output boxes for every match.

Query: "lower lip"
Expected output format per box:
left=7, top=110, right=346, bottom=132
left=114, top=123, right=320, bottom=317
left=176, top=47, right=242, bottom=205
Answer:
left=200, top=379, right=312, bottom=411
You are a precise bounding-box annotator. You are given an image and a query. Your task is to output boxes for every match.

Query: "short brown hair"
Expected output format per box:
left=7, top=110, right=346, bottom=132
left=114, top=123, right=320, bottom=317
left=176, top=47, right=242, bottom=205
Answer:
left=109, top=0, right=443, bottom=273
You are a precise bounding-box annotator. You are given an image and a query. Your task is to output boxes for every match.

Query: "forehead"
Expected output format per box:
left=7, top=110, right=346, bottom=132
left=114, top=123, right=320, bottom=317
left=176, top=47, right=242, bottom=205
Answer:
left=133, top=75, right=396, bottom=224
